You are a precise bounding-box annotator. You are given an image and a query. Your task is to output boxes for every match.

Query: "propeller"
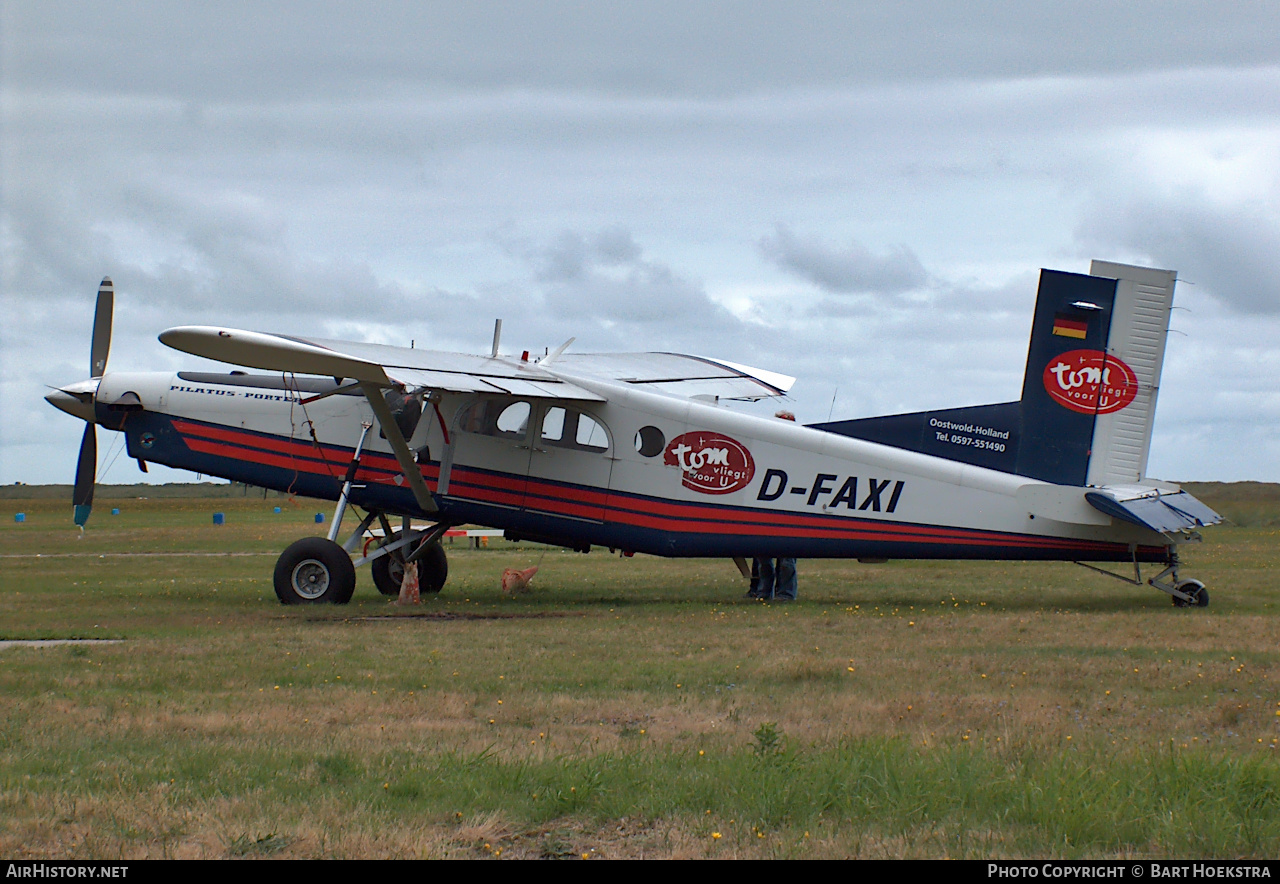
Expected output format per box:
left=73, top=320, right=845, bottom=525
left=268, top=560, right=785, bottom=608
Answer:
left=72, top=278, right=113, bottom=527
left=73, top=424, right=96, bottom=527
left=91, top=277, right=113, bottom=379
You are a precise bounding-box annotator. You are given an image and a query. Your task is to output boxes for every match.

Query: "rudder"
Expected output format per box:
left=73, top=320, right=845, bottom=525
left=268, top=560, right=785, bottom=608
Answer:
left=1083, top=260, right=1177, bottom=486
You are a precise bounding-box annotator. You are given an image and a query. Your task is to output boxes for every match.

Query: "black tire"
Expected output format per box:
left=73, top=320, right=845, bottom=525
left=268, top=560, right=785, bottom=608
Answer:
left=371, top=534, right=448, bottom=595
left=417, top=541, right=448, bottom=593
left=1172, top=579, right=1208, bottom=608
left=371, top=549, right=403, bottom=596
left=370, top=532, right=412, bottom=596
left=273, top=537, right=356, bottom=605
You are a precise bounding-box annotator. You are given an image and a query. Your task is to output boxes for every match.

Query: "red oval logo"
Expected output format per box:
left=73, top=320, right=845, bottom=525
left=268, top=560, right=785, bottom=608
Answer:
left=663, top=431, right=756, bottom=495
left=1042, top=349, right=1139, bottom=415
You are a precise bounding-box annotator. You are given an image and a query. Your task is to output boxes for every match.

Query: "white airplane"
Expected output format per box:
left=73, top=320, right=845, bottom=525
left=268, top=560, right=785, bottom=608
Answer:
left=46, top=260, right=1220, bottom=607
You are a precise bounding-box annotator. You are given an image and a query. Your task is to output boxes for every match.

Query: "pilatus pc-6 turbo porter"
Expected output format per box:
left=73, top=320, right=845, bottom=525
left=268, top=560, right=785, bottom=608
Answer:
left=47, top=260, right=1220, bottom=606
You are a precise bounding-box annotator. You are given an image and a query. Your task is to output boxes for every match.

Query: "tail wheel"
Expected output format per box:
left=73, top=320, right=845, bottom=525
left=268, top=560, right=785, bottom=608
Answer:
left=274, top=537, right=356, bottom=605
left=371, top=533, right=448, bottom=595
left=1171, top=579, right=1208, bottom=608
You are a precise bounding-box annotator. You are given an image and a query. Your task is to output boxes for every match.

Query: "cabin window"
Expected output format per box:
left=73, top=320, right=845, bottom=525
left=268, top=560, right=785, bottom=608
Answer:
left=496, top=402, right=530, bottom=437
left=456, top=399, right=531, bottom=441
left=539, top=406, right=610, bottom=453
left=575, top=414, right=609, bottom=451
left=635, top=425, right=665, bottom=457
left=541, top=406, right=566, bottom=442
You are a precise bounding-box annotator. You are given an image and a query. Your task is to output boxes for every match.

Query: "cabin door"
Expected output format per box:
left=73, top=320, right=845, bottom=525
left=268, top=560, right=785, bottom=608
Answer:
left=443, top=398, right=535, bottom=511
left=522, top=404, right=614, bottom=523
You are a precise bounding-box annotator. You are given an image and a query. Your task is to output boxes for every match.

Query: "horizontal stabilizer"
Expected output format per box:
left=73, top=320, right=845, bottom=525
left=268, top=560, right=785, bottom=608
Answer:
left=1015, top=483, right=1113, bottom=525
left=1084, top=487, right=1221, bottom=535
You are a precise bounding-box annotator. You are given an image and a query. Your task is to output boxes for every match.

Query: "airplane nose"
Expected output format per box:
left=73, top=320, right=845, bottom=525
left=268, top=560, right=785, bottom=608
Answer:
left=44, top=382, right=98, bottom=422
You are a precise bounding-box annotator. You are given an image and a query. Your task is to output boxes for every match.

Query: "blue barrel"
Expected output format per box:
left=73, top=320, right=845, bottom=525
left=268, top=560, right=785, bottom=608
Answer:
left=273, top=506, right=282, bottom=514
left=213, top=512, right=225, bottom=525
left=314, top=512, right=325, bottom=524
left=14, top=513, right=24, bottom=523
left=111, top=508, right=120, bottom=516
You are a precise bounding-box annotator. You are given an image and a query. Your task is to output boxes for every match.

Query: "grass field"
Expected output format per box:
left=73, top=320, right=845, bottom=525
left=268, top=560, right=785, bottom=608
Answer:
left=1, top=484, right=1277, bottom=859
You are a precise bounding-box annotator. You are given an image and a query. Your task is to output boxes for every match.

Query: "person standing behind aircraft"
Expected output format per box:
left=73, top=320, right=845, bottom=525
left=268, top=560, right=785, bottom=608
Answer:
left=747, top=411, right=799, bottom=601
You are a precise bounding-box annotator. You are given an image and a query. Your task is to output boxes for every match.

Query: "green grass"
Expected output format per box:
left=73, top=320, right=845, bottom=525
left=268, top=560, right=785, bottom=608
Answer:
left=1, top=485, right=1278, bottom=858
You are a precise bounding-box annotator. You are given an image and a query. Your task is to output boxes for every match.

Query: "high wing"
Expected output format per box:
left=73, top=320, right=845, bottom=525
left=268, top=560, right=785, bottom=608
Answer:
left=158, top=327, right=794, bottom=401
left=159, top=325, right=794, bottom=515
left=557, top=352, right=794, bottom=401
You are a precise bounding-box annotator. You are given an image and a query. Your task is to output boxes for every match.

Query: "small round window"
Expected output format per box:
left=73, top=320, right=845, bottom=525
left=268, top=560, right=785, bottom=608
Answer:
left=634, top=425, right=665, bottom=457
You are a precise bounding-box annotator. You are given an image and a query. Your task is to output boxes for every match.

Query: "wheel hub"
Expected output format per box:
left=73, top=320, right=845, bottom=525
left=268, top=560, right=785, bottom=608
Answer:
left=291, top=558, right=331, bottom=600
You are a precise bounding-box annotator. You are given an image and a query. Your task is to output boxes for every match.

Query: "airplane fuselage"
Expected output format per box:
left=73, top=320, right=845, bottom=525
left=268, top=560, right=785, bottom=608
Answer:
left=92, top=368, right=1171, bottom=564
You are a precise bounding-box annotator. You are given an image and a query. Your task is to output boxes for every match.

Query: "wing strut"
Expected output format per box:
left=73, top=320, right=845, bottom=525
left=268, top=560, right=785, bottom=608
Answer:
left=359, top=381, right=438, bottom=514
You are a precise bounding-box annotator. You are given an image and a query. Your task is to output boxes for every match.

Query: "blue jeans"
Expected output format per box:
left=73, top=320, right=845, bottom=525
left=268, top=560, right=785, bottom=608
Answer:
left=751, top=557, right=797, bottom=599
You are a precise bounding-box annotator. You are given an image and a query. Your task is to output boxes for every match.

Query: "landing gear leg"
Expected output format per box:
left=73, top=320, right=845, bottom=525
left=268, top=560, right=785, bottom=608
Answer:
left=1148, top=548, right=1209, bottom=608
left=270, top=421, right=374, bottom=605
left=327, top=421, right=373, bottom=544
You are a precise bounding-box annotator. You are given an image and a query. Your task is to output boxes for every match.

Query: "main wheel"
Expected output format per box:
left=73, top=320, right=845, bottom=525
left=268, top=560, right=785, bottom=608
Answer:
left=416, top=541, right=448, bottom=593
left=274, top=537, right=356, bottom=605
left=1171, top=578, right=1208, bottom=608
left=370, top=531, right=416, bottom=596
left=371, top=533, right=448, bottom=595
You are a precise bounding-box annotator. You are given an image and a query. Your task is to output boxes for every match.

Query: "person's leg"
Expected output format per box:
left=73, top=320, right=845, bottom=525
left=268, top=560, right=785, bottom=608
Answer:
left=774, top=558, right=797, bottom=600
left=756, top=557, right=775, bottom=598
left=747, top=557, right=762, bottom=597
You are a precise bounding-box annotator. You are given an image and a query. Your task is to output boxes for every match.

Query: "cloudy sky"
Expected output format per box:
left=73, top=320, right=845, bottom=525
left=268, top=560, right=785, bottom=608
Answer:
left=3, top=1, right=1278, bottom=485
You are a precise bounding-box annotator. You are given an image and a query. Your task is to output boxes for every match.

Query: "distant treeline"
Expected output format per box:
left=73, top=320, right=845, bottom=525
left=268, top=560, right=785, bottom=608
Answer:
left=0, top=482, right=294, bottom=500
left=1181, top=482, right=1280, bottom=528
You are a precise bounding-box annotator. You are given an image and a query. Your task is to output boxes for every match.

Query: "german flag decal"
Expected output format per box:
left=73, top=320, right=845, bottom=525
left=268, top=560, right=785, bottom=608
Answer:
left=1052, top=314, right=1089, bottom=339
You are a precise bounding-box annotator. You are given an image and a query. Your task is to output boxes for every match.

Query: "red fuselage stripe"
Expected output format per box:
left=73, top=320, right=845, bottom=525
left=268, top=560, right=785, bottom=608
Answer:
left=175, top=420, right=439, bottom=488
left=448, top=464, right=1119, bottom=551
left=174, top=419, right=1130, bottom=553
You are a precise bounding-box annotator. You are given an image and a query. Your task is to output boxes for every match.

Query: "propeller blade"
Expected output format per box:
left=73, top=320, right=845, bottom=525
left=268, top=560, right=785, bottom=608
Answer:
left=73, top=423, right=96, bottom=527
left=90, top=277, right=114, bottom=378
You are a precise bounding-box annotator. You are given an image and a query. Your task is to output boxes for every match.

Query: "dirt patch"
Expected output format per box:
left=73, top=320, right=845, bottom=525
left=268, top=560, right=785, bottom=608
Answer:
left=337, top=612, right=584, bottom=622
left=0, top=639, right=124, bottom=648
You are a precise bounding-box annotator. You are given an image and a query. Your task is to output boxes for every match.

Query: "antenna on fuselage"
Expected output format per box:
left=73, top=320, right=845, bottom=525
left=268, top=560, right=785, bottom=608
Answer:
left=541, top=337, right=575, bottom=366
left=491, top=319, right=503, bottom=358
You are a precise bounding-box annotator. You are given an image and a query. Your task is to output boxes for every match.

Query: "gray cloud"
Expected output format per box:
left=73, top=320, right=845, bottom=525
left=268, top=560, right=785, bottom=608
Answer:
left=760, top=226, right=928, bottom=295
left=532, top=227, right=741, bottom=330
left=5, top=4, right=1279, bottom=484
left=7, top=2, right=1280, bottom=102
left=534, top=227, right=646, bottom=283
left=1076, top=195, right=1280, bottom=315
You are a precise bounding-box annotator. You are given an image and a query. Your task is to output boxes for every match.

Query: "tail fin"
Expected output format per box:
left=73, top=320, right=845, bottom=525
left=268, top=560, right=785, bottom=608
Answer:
left=810, top=260, right=1177, bottom=487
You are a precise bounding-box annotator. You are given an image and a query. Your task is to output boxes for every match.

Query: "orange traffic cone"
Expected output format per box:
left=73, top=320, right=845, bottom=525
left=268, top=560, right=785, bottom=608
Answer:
left=500, top=566, right=538, bottom=594
left=396, top=560, right=420, bottom=605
